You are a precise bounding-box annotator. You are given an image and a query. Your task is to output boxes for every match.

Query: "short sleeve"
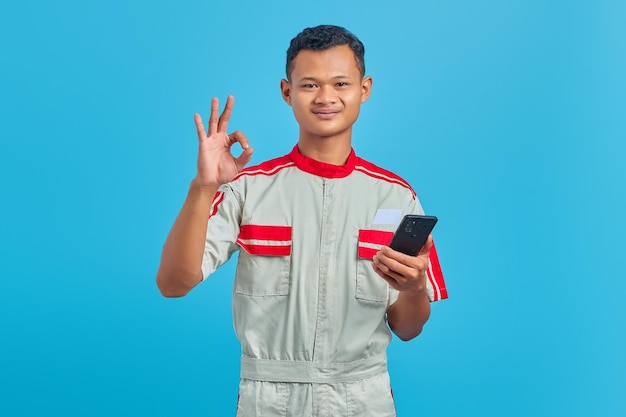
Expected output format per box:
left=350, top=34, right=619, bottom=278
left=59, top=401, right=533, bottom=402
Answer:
left=200, top=184, right=242, bottom=280
left=387, top=194, right=448, bottom=305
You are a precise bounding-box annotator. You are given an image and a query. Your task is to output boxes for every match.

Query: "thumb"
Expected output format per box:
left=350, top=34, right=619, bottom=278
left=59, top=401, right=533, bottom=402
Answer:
left=235, top=147, right=254, bottom=171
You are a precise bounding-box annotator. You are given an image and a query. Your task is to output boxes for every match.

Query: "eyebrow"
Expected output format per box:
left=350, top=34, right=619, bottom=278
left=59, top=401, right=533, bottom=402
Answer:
left=298, top=75, right=350, bottom=83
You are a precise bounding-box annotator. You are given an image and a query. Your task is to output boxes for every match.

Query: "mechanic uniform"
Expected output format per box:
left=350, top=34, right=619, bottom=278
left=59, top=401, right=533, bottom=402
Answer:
left=201, top=145, right=447, bottom=417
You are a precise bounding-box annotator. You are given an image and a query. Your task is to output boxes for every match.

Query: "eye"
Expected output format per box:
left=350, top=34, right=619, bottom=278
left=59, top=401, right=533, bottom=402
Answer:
left=336, top=82, right=348, bottom=87
left=303, top=83, right=317, bottom=89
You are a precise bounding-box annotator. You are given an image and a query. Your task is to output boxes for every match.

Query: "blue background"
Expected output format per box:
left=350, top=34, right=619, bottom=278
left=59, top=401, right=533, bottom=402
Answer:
left=1, top=0, right=625, bottom=415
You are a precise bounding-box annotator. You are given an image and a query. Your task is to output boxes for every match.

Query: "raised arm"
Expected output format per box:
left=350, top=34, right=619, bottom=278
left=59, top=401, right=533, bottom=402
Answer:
left=156, top=96, right=253, bottom=297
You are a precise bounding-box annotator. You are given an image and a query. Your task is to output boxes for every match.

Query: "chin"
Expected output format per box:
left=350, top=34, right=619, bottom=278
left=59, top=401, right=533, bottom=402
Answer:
left=317, top=129, right=351, bottom=139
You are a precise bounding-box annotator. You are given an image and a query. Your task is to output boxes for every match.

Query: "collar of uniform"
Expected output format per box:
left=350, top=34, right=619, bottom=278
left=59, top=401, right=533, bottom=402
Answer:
left=288, top=145, right=357, bottom=179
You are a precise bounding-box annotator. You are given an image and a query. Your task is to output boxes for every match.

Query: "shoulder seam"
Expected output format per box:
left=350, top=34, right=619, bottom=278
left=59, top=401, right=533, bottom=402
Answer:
left=232, top=156, right=295, bottom=181
left=354, top=159, right=416, bottom=199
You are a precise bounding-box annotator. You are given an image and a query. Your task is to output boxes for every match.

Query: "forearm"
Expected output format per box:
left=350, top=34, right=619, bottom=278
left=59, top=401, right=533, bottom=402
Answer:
left=156, top=179, right=219, bottom=297
left=387, top=285, right=431, bottom=341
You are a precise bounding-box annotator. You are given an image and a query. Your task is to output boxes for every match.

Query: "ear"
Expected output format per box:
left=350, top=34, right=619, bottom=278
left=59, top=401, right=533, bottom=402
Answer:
left=280, top=79, right=292, bottom=106
left=360, top=76, right=373, bottom=103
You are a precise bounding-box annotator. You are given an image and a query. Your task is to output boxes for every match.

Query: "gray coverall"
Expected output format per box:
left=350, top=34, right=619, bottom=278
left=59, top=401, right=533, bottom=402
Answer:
left=201, top=146, right=447, bottom=416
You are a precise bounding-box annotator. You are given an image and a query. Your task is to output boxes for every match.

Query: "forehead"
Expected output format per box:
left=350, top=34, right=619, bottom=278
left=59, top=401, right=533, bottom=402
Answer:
left=290, top=44, right=360, bottom=80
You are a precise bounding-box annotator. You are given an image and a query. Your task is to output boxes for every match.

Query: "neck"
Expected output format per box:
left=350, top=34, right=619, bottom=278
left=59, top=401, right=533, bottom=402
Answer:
left=297, top=131, right=353, bottom=165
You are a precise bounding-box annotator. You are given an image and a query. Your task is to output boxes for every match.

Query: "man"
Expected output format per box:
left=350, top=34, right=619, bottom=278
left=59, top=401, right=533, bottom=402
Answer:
left=157, top=25, right=447, bottom=416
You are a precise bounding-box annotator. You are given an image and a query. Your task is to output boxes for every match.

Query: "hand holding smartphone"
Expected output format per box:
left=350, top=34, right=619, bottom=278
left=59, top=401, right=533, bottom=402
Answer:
left=388, top=215, right=438, bottom=256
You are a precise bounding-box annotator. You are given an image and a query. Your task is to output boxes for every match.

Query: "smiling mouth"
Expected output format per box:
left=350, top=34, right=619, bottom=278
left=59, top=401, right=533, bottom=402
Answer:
left=313, top=110, right=340, bottom=119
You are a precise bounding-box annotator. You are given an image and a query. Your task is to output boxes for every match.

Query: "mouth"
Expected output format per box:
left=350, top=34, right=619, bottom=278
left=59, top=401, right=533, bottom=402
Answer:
left=312, top=109, right=340, bottom=119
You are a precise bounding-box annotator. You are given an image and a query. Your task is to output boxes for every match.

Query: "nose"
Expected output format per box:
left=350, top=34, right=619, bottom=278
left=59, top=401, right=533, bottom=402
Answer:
left=314, top=85, right=337, bottom=105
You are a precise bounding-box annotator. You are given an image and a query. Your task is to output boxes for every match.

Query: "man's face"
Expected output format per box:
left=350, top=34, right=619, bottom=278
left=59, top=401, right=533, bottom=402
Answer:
left=281, top=44, right=372, bottom=142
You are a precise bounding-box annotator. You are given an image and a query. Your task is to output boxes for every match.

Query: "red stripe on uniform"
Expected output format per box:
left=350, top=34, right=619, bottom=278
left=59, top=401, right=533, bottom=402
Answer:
left=358, top=246, right=379, bottom=259
left=237, top=242, right=291, bottom=256
left=354, top=159, right=416, bottom=199
left=357, top=230, right=394, bottom=259
left=428, top=242, right=448, bottom=300
left=232, top=155, right=295, bottom=181
left=358, top=230, right=394, bottom=245
left=238, top=225, right=292, bottom=241
left=209, top=191, right=225, bottom=218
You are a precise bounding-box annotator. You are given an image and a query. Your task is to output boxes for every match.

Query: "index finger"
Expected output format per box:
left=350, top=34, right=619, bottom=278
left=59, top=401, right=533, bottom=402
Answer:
left=194, top=113, right=206, bottom=141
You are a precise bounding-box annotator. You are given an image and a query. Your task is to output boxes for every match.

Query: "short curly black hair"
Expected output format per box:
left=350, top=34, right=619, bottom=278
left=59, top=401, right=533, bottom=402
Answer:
left=286, top=25, right=365, bottom=79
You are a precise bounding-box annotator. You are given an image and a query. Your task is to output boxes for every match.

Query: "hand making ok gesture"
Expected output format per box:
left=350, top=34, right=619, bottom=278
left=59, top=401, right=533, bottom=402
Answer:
left=193, top=95, right=254, bottom=187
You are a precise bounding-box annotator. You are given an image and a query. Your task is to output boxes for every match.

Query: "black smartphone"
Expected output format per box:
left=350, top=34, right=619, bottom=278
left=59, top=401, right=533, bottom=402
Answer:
left=388, top=214, right=438, bottom=256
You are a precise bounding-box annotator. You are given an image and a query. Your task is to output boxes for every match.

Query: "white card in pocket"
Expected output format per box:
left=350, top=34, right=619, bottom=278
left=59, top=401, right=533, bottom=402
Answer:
left=373, top=209, right=402, bottom=225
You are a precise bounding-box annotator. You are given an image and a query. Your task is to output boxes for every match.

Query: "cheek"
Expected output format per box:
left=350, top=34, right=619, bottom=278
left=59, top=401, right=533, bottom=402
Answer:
left=292, top=101, right=306, bottom=113
left=289, top=97, right=308, bottom=113
left=344, top=96, right=362, bottom=117
left=290, top=105, right=310, bottom=126
left=343, top=91, right=363, bottom=105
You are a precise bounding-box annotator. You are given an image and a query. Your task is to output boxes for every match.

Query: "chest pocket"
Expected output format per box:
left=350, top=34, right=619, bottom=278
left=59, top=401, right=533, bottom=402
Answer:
left=356, top=229, right=394, bottom=302
left=235, top=224, right=292, bottom=296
